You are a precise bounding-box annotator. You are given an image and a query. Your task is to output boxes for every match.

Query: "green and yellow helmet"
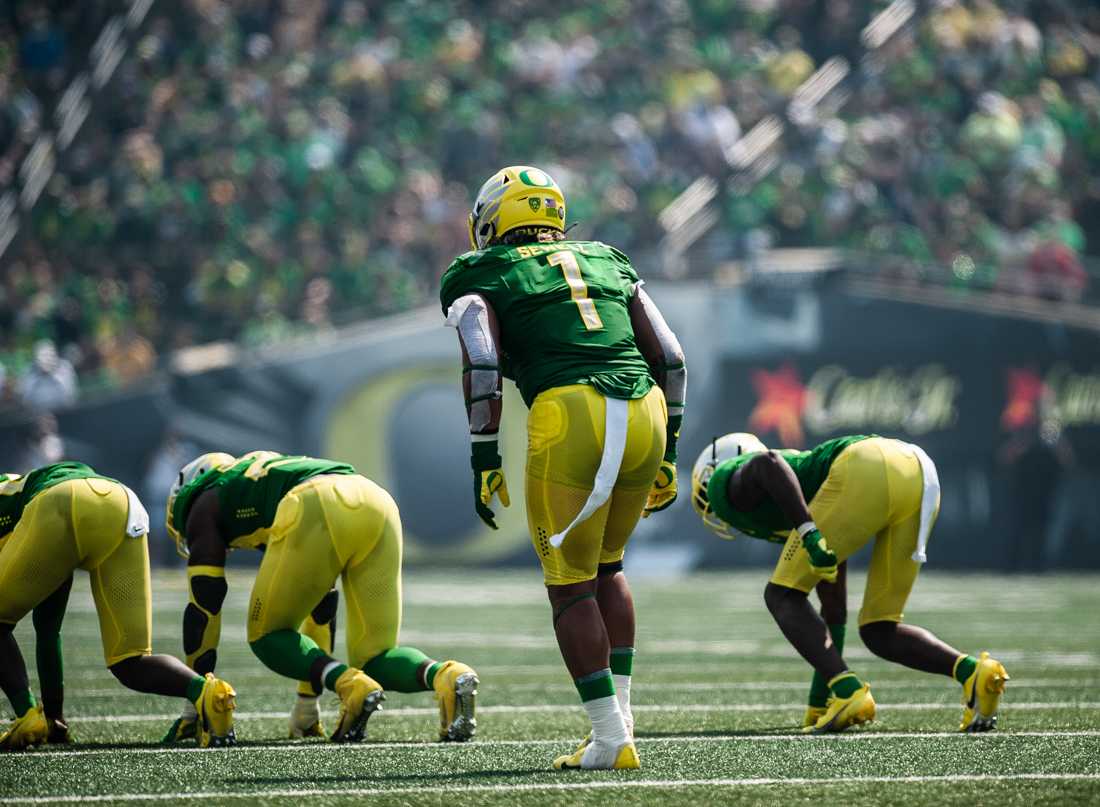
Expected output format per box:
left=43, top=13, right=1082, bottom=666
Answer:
left=165, top=452, right=235, bottom=558
left=468, top=165, right=566, bottom=249
left=690, top=433, right=767, bottom=540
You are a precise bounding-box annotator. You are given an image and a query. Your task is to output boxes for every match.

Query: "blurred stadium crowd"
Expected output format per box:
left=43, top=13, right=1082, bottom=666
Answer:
left=1, top=0, right=1099, bottom=409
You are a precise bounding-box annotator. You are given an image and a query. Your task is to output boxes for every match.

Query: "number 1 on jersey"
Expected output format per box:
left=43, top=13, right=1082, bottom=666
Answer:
left=548, top=250, right=604, bottom=331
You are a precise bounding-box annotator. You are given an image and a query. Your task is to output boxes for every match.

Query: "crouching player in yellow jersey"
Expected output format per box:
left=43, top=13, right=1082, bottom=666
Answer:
left=691, top=434, right=1009, bottom=733
left=441, top=166, right=686, bottom=769
left=163, top=451, right=478, bottom=743
left=0, top=463, right=236, bottom=750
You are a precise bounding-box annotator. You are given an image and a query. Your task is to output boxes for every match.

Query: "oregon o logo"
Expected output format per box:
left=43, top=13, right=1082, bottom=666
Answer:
left=324, top=364, right=530, bottom=564
left=518, top=168, right=554, bottom=188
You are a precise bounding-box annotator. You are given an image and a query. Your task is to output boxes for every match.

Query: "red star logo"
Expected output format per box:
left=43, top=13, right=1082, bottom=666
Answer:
left=1001, top=368, right=1045, bottom=431
left=748, top=364, right=809, bottom=447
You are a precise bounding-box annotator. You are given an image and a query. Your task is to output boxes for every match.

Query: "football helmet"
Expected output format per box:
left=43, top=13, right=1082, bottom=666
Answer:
left=468, top=165, right=566, bottom=249
left=165, top=452, right=235, bottom=558
left=690, top=432, right=767, bottom=539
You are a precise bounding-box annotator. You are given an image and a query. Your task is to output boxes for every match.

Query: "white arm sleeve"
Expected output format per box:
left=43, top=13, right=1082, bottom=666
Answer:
left=633, top=284, right=686, bottom=416
left=445, top=294, right=501, bottom=433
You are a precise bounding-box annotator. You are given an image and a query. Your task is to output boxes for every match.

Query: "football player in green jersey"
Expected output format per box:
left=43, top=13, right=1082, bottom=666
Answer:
left=440, top=166, right=687, bottom=770
left=691, top=433, right=1009, bottom=733
left=0, top=463, right=236, bottom=750
left=163, top=451, right=478, bottom=744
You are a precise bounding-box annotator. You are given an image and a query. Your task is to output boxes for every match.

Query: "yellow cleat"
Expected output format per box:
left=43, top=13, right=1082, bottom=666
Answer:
left=553, top=739, right=640, bottom=770
left=0, top=704, right=48, bottom=751
left=802, top=705, right=828, bottom=729
left=959, top=652, right=1009, bottom=733
left=331, top=668, right=384, bottom=743
left=196, top=673, right=237, bottom=748
left=804, top=683, right=875, bottom=734
left=288, top=695, right=325, bottom=739
left=433, top=660, right=478, bottom=742
left=574, top=715, right=635, bottom=753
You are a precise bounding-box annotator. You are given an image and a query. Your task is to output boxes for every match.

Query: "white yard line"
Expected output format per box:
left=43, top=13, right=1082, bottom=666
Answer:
left=6, top=773, right=1100, bottom=803
left=14, top=730, right=1100, bottom=760
left=60, top=701, right=1100, bottom=724
left=59, top=678, right=1099, bottom=698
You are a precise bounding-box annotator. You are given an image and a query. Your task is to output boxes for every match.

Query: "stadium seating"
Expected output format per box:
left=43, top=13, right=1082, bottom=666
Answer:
left=1, top=0, right=1097, bottom=403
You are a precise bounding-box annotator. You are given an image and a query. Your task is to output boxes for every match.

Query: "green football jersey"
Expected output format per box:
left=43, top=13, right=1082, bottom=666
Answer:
left=0, top=462, right=114, bottom=539
left=707, top=435, right=874, bottom=542
left=170, top=451, right=356, bottom=549
left=439, top=240, right=655, bottom=407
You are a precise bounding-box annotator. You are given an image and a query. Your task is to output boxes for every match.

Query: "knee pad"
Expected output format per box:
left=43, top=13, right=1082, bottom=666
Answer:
left=182, top=604, right=208, bottom=656
left=311, top=589, right=339, bottom=625
left=190, top=574, right=227, bottom=614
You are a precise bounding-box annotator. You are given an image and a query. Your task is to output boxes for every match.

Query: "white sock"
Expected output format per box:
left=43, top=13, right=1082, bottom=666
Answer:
left=321, top=661, right=343, bottom=689
left=613, top=673, right=633, bottom=733
left=583, top=694, right=628, bottom=748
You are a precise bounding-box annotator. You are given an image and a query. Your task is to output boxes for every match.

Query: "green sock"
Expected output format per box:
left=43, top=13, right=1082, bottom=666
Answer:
left=828, top=671, right=863, bottom=699
left=954, top=654, right=978, bottom=685
left=575, top=668, right=616, bottom=703
left=324, top=663, right=350, bottom=691
left=808, top=624, right=847, bottom=707
left=9, top=688, right=36, bottom=717
left=362, top=647, right=434, bottom=692
left=249, top=629, right=330, bottom=682
left=185, top=675, right=206, bottom=705
left=610, top=647, right=635, bottom=676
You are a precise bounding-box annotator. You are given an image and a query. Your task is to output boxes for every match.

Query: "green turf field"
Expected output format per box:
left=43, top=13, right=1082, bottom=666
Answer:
left=1, top=569, right=1098, bottom=805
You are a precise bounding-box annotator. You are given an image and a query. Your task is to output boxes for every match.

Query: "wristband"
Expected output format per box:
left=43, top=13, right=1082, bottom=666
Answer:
left=471, top=435, right=501, bottom=471
left=664, top=413, right=682, bottom=462
left=796, top=521, right=818, bottom=540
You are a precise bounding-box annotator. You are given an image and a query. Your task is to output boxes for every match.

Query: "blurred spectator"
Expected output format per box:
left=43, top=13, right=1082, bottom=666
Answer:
left=16, top=412, right=65, bottom=470
left=1045, top=461, right=1100, bottom=570
left=997, top=419, right=1072, bottom=573
left=98, top=327, right=158, bottom=386
left=0, top=0, right=1097, bottom=408
left=1026, top=240, right=1087, bottom=301
left=142, top=428, right=200, bottom=566
left=17, top=340, right=77, bottom=411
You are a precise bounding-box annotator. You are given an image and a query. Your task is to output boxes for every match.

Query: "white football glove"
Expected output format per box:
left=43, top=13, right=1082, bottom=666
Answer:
left=289, top=695, right=324, bottom=738
left=161, top=699, right=198, bottom=743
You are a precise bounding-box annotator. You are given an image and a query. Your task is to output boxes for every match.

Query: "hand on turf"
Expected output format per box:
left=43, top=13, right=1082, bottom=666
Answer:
left=161, top=701, right=198, bottom=744
left=474, top=468, right=510, bottom=530
left=801, top=528, right=838, bottom=583
left=46, top=716, right=71, bottom=744
left=642, top=460, right=677, bottom=517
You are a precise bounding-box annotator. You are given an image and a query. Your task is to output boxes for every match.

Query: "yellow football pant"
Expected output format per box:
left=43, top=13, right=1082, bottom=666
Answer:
left=526, top=384, right=667, bottom=586
left=0, top=479, right=152, bottom=666
left=246, top=474, right=402, bottom=667
left=770, top=437, right=938, bottom=625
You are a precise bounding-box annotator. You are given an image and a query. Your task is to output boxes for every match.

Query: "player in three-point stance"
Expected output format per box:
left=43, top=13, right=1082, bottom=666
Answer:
left=163, top=451, right=478, bottom=744
left=691, top=433, right=1009, bottom=733
left=441, top=165, right=686, bottom=769
left=0, top=462, right=235, bottom=750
